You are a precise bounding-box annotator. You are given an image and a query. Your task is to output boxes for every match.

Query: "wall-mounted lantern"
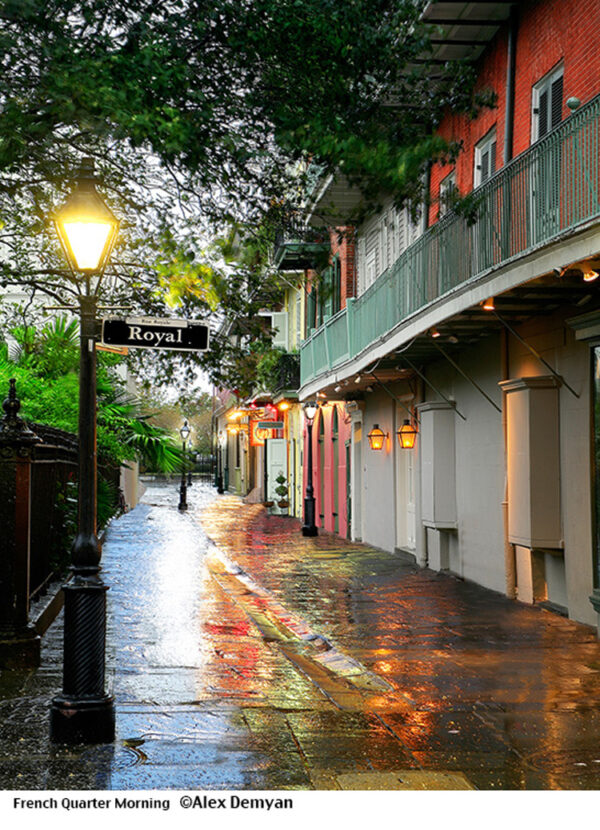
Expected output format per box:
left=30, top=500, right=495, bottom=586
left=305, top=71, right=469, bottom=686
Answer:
left=367, top=424, right=387, bottom=451
left=396, top=419, right=418, bottom=449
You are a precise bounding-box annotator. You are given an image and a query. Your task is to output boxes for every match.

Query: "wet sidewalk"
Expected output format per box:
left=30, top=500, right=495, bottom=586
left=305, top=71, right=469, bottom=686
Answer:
left=2, top=481, right=600, bottom=790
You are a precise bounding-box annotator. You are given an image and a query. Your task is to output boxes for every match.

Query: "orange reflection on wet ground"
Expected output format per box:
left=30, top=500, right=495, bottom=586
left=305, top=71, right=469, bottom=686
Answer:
left=200, top=494, right=600, bottom=789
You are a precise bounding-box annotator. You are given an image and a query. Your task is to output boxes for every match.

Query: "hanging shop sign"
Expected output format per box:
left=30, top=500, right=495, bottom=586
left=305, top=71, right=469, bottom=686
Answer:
left=101, top=317, right=210, bottom=351
left=250, top=420, right=284, bottom=446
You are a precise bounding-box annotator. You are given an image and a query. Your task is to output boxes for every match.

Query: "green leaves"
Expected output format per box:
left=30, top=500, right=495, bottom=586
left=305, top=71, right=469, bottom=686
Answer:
left=0, top=318, right=182, bottom=472
left=0, top=0, right=495, bottom=391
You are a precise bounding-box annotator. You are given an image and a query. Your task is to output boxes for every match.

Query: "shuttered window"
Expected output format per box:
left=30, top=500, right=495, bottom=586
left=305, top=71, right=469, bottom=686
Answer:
left=439, top=171, right=457, bottom=216
left=474, top=130, right=497, bottom=188
left=365, top=229, right=379, bottom=288
left=357, top=237, right=366, bottom=295
left=306, top=288, right=316, bottom=334
left=332, top=256, right=341, bottom=314
left=532, top=65, right=564, bottom=142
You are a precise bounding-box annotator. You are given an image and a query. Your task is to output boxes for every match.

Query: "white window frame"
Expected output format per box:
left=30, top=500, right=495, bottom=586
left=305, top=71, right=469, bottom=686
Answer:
left=531, top=63, right=564, bottom=143
left=365, top=228, right=379, bottom=289
left=357, top=237, right=366, bottom=295
left=474, top=128, right=497, bottom=188
left=258, top=310, right=288, bottom=350
left=439, top=171, right=457, bottom=217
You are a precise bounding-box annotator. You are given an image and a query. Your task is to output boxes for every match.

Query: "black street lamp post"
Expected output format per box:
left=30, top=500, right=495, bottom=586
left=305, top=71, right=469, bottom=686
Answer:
left=178, top=419, right=190, bottom=511
left=302, top=402, right=318, bottom=537
left=187, top=441, right=193, bottom=488
left=216, top=430, right=225, bottom=494
left=50, top=158, right=119, bottom=744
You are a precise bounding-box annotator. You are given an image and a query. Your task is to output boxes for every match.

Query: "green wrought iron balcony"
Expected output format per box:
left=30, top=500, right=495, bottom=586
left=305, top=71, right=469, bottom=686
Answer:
left=301, top=93, right=600, bottom=388
left=274, top=352, right=300, bottom=393
left=273, top=222, right=329, bottom=271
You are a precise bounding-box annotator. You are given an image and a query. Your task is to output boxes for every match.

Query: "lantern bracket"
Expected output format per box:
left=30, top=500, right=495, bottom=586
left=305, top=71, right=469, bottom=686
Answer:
left=370, top=369, right=420, bottom=425
left=433, top=342, right=502, bottom=413
left=402, top=358, right=467, bottom=421
left=493, top=311, right=580, bottom=399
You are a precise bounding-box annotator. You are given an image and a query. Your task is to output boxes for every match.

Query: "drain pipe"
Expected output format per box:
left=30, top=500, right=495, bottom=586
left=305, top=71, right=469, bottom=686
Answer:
left=414, top=376, right=427, bottom=568
left=503, top=5, right=519, bottom=165
left=502, top=6, right=519, bottom=599
left=500, top=328, right=516, bottom=599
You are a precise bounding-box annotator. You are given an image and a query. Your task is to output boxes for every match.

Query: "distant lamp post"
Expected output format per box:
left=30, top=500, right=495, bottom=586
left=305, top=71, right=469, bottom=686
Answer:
left=302, top=401, right=318, bottom=537
left=367, top=424, right=387, bottom=451
left=185, top=423, right=193, bottom=487
left=216, top=430, right=225, bottom=494
left=396, top=419, right=418, bottom=450
left=178, top=419, right=191, bottom=511
left=50, top=157, right=119, bottom=745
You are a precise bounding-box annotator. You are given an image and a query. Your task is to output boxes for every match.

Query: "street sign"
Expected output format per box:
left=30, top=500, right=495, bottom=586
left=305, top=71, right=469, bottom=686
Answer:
left=257, top=421, right=284, bottom=430
left=101, top=317, right=210, bottom=351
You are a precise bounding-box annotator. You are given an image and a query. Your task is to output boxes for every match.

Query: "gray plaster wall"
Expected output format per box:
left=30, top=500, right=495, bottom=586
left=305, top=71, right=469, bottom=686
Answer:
left=352, top=313, right=596, bottom=627
left=361, top=391, right=397, bottom=553
left=508, top=314, right=595, bottom=627
left=421, top=334, right=506, bottom=595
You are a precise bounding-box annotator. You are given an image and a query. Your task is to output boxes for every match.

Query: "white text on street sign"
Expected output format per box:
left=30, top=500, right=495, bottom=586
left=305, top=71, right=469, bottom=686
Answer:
left=101, top=317, right=210, bottom=351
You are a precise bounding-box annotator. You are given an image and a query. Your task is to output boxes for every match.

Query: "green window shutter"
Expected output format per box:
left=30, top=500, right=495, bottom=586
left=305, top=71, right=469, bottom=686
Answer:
left=332, top=257, right=341, bottom=313
left=306, top=290, right=316, bottom=334
left=321, top=266, right=333, bottom=319
left=551, top=74, right=563, bottom=129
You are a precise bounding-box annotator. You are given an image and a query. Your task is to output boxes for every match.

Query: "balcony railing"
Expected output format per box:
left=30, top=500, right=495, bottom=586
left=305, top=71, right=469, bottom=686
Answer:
left=301, top=93, right=600, bottom=387
left=274, top=351, right=300, bottom=392
left=273, top=221, right=329, bottom=271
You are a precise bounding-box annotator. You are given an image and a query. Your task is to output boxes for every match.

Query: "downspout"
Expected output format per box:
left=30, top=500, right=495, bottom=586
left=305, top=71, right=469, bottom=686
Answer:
left=501, top=328, right=516, bottom=599
left=502, top=5, right=518, bottom=598
left=414, top=376, right=427, bottom=568
left=503, top=5, right=519, bottom=165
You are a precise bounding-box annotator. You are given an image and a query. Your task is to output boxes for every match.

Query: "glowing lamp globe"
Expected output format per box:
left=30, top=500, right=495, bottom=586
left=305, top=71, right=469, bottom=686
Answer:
left=367, top=424, right=386, bottom=451
left=303, top=402, right=318, bottom=422
left=54, top=159, right=120, bottom=275
left=397, top=419, right=418, bottom=449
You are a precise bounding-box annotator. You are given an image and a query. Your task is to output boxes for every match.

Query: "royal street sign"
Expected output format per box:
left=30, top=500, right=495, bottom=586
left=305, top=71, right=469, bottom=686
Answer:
left=101, top=317, right=210, bottom=352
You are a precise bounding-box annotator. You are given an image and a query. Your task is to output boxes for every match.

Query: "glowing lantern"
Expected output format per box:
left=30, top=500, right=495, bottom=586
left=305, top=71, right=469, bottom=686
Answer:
left=367, top=424, right=386, bottom=450
left=54, top=158, right=119, bottom=275
left=397, top=419, right=418, bottom=449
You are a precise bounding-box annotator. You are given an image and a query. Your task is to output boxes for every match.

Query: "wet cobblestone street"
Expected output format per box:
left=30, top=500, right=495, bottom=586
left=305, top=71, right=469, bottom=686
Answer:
left=3, top=481, right=600, bottom=791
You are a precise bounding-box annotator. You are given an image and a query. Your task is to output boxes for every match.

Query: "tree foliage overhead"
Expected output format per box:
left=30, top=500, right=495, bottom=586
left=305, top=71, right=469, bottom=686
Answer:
left=0, top=0, right=493, bottom=387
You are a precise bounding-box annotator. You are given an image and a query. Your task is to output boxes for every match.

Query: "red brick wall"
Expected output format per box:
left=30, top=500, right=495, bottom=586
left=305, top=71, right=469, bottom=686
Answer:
left=429, top=0, right=600, bottom=225
left=329, top=227, right=356, bottom=306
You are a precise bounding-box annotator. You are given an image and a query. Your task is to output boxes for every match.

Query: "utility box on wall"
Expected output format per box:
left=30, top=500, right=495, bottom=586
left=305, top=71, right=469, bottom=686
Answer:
left=499, top=376, right=562, bottom=549
left=417, top=401, right=457, bottom=529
